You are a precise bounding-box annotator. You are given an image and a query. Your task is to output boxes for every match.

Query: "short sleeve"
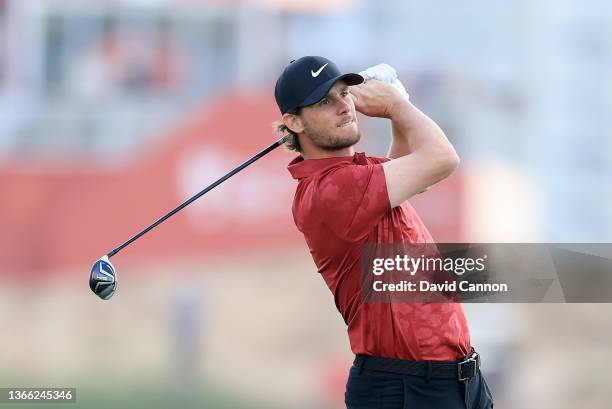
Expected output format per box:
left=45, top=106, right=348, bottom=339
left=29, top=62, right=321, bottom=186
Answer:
left=314, top=163, right=390, bottom=243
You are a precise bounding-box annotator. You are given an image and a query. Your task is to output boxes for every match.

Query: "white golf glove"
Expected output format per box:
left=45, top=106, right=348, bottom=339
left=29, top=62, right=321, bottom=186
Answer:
left=359, top=63, right=409, bottom=99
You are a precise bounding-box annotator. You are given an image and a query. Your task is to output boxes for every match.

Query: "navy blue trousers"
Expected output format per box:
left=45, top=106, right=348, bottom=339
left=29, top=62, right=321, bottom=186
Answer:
left=345, top=364, right=494, bottom=409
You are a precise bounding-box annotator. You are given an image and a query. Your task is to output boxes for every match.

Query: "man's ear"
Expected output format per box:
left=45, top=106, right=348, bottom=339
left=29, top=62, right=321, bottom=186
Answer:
left=282, top=113, right=304, bottom=134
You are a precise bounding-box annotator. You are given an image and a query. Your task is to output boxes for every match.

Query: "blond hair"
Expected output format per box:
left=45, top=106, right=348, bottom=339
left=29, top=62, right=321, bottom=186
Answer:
left=272, top=111, right=302, bottom=152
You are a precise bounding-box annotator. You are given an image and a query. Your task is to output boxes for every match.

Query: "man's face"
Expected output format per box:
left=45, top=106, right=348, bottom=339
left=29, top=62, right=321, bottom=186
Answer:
left=298, top=80, right=360, bottom=151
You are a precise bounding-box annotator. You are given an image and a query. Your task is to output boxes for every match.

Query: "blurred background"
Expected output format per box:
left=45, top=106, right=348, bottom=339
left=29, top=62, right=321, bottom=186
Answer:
left=1, top=0, right=611, bottom=408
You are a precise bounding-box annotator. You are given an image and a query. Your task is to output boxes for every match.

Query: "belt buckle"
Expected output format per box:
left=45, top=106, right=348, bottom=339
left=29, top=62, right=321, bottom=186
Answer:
left=457, top=352, right=479, bottom=381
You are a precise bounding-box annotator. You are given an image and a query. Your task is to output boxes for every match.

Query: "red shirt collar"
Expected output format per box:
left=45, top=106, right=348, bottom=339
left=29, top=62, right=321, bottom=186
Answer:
left=287, top=152, right=368, bottom=180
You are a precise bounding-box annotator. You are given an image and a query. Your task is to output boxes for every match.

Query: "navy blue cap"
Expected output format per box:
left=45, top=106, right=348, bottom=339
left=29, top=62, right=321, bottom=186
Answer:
left=275, top=56, right=363, bottom=114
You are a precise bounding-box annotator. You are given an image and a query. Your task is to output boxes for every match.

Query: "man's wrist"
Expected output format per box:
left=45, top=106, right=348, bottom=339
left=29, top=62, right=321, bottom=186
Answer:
left=387, top=98, right=413, bottom=120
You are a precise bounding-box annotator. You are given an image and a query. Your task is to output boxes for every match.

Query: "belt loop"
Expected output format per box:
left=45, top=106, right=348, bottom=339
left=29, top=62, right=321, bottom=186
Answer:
left=425, top=361, right=432, bottom=383
left=358, top=356, right=366, bottom=375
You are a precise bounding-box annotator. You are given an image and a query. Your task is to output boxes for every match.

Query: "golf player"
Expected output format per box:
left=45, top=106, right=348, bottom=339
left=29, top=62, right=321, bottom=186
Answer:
left=274, top=56, right=494, bottom=409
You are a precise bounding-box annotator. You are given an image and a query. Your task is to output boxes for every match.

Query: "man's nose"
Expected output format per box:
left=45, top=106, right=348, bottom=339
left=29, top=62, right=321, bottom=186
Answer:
left=337, top=96, right=351, bottom=114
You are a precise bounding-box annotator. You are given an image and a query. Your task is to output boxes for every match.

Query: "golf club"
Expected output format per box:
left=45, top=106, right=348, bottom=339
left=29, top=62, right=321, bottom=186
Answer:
left=89, top=135, right=287, bottom=300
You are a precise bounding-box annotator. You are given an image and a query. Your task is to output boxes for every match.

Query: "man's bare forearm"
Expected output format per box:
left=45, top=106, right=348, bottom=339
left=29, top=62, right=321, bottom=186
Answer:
left=386, top=100, right=456, bottom=160
left=381, top=99, right=459, bottom=204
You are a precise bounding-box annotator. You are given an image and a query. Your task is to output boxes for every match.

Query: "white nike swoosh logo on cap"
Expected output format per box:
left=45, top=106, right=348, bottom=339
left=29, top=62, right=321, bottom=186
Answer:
left=311, top=63, right=328, bottom=77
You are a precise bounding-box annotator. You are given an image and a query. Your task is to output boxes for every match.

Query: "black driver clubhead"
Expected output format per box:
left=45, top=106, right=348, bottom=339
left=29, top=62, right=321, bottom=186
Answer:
left=89, top=255, right=117, bottom=300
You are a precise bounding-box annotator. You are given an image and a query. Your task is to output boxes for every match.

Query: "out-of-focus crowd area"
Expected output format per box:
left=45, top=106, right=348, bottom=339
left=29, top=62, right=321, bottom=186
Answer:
left=1, top=1, right=611, bottom=408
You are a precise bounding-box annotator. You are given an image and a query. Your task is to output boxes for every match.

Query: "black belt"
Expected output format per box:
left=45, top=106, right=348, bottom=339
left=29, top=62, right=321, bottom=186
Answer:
left=353, top=349, right=481, bottom=382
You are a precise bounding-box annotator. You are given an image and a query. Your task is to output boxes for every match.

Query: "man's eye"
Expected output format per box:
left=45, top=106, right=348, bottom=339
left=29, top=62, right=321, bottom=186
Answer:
left=341, top=90, right=349, bottom=97
left=320, top=99, right=329, bottom=105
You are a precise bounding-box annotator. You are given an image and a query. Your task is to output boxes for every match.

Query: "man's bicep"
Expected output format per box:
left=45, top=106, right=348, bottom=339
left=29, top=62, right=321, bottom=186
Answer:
left=382, top=151, right=456, bottom=208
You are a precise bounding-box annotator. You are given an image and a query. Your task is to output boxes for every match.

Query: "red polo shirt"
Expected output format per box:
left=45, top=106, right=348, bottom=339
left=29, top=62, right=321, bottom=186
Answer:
left=288, top=152, right=471, bottom=361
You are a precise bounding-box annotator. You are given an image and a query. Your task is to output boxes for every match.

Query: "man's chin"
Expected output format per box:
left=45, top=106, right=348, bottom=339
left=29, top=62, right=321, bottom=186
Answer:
left=324, top=131, right=361, bottom=151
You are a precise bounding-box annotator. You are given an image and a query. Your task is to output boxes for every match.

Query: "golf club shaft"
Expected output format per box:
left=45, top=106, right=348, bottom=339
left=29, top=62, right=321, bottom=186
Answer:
left=107, top=136, right=287, bottom=258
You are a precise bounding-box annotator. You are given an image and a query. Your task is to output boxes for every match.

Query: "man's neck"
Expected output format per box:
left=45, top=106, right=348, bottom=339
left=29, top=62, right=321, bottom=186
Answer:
left=301, top=146, right=355, bottom=160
